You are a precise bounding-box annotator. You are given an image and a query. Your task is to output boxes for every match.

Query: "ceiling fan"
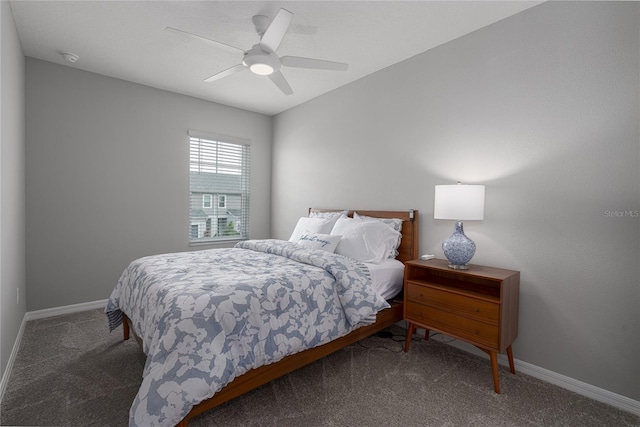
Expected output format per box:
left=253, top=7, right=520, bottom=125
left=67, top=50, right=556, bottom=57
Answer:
left=166, top=8, right=348, bottom=95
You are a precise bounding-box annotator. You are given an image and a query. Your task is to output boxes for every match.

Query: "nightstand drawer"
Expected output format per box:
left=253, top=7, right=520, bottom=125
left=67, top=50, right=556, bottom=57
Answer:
left=406, top=282, right=499, bottom=325
left=406, top=301, right=499, bottom=348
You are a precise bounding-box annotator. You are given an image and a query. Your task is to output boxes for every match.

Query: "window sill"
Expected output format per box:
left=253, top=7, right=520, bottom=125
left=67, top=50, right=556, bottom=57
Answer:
left=189, top=237, right=248, bottom=248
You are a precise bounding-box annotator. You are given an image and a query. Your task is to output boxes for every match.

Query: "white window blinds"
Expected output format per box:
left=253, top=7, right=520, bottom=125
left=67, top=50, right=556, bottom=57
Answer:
left=188, top=132, right=250, bottom=244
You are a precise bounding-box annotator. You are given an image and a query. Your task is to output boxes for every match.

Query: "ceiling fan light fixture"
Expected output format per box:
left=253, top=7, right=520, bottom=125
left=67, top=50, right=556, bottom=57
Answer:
left=249, top=63, right=274, bottom=76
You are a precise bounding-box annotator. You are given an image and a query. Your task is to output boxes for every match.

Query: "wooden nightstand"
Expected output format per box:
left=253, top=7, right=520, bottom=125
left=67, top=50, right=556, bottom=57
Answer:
left=403, top=258, right=520, bottom=393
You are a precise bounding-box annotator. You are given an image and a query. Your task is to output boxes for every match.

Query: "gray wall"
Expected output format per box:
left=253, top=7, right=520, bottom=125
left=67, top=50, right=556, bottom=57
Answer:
left=0, top=0, right=27, bottom=381
left=272, top=2, right=639, bottom=400
left=25, top=59, right=272, bottom=311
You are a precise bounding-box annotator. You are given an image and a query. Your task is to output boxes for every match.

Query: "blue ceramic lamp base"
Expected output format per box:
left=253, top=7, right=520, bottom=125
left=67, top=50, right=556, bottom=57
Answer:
left=442, top=221, right=476, bottom=270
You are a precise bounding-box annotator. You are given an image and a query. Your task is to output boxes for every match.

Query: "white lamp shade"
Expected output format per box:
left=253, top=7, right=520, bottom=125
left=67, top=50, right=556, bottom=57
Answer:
left=434, top=185, right=485, bottom=220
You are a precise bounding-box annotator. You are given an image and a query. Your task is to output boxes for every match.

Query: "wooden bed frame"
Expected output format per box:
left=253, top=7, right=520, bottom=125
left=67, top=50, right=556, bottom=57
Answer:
left=121, top=209, right=419, bottom=427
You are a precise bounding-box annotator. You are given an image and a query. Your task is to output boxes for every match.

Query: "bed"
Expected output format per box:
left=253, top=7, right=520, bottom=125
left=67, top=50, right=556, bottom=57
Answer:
left=106, top=209, right=418, bottom=427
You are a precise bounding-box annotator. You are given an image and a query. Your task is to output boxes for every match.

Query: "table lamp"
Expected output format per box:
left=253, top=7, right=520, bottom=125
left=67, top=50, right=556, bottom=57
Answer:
left=434, top=183, right=485, bottom=269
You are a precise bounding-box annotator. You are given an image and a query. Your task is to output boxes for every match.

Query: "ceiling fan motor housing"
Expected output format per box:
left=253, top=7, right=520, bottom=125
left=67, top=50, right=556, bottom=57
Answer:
left=243, top=45, right=281, bottom=75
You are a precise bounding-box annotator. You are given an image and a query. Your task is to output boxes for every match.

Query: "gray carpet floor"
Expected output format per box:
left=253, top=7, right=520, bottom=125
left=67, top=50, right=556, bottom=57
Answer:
left=1, top=308, right=638, bottom=426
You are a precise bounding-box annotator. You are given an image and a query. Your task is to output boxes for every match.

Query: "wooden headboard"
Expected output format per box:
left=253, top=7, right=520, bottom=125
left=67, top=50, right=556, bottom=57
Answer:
left=309, top=209, right=419, bottom=264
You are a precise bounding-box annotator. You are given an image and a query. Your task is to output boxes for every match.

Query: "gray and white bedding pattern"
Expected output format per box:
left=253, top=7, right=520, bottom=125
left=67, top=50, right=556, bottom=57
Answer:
left=105, top=239, right=389, bottom=427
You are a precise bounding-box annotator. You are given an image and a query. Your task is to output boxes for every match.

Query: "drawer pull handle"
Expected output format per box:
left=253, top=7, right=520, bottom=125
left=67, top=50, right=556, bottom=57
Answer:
left=474, top=330, right=480, bottom=335
left=475, top=308, right=480, bottom=313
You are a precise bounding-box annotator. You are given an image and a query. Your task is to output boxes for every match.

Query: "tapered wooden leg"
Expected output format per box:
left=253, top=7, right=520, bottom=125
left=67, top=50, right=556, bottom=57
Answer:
left=404, top=323, right=416, bottom=352
left=424, top=328, right=430, bottom=340
left=506, top=345, right=516, bottom=374
left=122, top=314, right=130, bottom=341
left=490, top=352, right=500, bottom=394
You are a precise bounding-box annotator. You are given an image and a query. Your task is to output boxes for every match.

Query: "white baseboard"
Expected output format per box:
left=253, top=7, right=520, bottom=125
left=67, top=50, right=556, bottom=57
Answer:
left=25, top=299, right=108, bottom=321
left=421, top=329, right=640, bottom=416
left=513, top=355, right=640, bottom=416
left=0, top=315, right=26, bottom=403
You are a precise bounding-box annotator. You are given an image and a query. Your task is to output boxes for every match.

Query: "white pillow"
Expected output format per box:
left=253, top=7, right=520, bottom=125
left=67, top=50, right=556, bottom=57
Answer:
left=309, top=210, right=348, bottom=219
left=330, top=217, right=401, bottom=264
left=297, top=233, right=342, bottom=253
left=288, top=216, right=341, bottom=242
left=353, top=212, right=403, bottom=232
left=353, top=212, right=403, bottom=258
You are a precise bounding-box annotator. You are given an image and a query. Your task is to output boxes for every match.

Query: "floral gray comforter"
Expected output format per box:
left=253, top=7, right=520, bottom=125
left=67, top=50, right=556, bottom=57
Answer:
left=105, top=239, right=389, bottom=427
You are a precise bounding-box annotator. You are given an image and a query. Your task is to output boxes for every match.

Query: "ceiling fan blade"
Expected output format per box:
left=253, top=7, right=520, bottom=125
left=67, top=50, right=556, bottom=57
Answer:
left=281, top=56, right=349, bottom=71
left=268, top=70, right=293, bottom=95
left=165, top=27, right=244, bottom=54
left=259, top=8, right=293, bottom=53
left=204, top=64, right=247, bottom=83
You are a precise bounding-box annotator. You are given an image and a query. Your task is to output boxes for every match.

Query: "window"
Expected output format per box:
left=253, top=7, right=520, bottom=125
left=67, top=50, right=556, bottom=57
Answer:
left=190, top=225, right=199, bottom=239
left=203, top=194, right=213, bottom=209
left=189, top=131, right=250, bottom=244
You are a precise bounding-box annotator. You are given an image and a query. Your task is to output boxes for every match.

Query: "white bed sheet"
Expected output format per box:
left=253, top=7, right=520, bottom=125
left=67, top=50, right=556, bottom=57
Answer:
left=366, top=258, right=405, bottom=300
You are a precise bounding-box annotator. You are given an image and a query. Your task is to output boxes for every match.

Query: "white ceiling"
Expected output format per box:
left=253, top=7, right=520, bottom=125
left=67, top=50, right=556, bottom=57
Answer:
left=10, top=1, right=541, bottom=116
